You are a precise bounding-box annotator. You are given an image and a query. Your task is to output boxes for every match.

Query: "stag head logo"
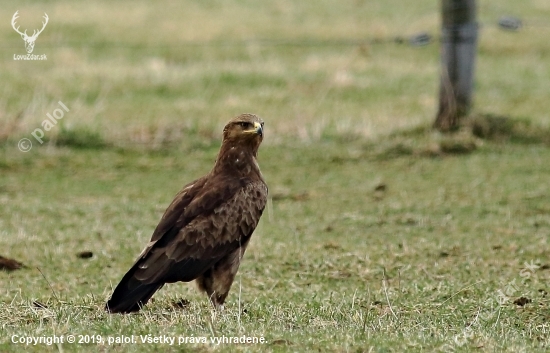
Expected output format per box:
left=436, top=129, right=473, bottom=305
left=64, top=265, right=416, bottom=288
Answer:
left=11, top=11, right=49, bottom=54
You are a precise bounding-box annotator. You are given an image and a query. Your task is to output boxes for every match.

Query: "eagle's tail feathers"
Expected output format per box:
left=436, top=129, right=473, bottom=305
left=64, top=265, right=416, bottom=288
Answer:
left=105, top=269, right=163, bottom=314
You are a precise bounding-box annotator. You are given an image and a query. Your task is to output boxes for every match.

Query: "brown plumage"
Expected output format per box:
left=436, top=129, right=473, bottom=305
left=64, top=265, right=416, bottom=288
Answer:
left=105, top=114, right=267, bottom=313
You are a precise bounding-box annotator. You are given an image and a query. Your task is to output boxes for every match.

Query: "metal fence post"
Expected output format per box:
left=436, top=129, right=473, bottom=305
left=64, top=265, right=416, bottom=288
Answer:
left=434, top=0, right=478, bottom=131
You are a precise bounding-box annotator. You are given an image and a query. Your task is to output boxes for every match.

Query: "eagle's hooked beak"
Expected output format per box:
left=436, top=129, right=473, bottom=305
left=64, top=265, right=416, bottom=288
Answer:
left=253, top=121, right=263, bottom=138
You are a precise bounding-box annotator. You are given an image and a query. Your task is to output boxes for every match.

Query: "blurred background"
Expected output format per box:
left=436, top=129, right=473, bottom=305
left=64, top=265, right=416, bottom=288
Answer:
left=1, top=0, right=548, bottom=148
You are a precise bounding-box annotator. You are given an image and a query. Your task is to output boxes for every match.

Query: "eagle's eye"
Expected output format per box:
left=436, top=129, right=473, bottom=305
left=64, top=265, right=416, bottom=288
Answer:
left=239, top=122, right=251, bottom=129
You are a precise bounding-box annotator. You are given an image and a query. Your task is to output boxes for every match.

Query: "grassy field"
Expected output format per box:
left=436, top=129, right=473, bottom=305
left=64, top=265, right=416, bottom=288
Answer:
left=1, top=0, right=550, bottom=352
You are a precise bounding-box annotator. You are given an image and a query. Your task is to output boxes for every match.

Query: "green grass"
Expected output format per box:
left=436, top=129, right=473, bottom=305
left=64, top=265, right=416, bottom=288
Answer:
left=1, top=0, right=550, bottom=352
left=2, top=0, right=549, bottom=145
left=1, top=137, right=550, bottom=352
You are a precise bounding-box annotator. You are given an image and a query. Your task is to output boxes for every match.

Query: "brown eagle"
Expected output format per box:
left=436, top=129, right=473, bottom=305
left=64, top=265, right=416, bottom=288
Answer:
left=105, top=114, right=267, bottom=313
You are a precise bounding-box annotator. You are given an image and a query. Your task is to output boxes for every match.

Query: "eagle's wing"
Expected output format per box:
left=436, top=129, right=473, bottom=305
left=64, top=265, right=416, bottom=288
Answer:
left=134, top=174, right=267, bottom=284
left=106, top=175, right=266, bottom=313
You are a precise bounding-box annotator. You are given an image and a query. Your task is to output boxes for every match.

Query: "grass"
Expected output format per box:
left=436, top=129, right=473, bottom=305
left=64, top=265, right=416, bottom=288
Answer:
left=2, top=0, right=549, bottom=145
left=1, top=0, right=550, bottom=352
left=1, top=138, right=550, bottom=352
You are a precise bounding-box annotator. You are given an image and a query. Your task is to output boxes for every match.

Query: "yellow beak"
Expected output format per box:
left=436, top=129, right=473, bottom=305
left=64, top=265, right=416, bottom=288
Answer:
left=252, top=121, right=263, bottom=137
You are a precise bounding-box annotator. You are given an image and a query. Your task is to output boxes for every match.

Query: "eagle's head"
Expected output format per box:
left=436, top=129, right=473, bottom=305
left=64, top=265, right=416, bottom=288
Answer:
left=215, top=114, right=265, bottom=175
left=222, top=113, right=264, bottom=154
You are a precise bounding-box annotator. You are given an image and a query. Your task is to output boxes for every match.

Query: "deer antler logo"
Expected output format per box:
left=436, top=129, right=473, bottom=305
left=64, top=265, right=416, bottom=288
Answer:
left=11, top=11, right=49, bottom=54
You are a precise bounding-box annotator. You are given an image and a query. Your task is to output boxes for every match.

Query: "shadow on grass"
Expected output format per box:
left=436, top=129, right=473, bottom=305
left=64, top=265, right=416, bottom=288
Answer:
left=1, top=114, right=547, bottom=160
left=54, top=126, right=107, bottom=149
left=0, top=126, right=108, bottom=150
left=373, top=114, right=549, bottom=160
left=467, top=114, right=550, bottom=145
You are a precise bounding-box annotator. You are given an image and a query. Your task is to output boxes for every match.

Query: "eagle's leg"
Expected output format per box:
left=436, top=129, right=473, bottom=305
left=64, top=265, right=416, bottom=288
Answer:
left=196, top=243, right=249, bottom=310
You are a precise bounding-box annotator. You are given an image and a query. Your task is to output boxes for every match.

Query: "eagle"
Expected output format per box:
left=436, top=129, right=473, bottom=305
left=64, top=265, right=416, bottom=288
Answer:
left=105, top=114, right=267, bottom=313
